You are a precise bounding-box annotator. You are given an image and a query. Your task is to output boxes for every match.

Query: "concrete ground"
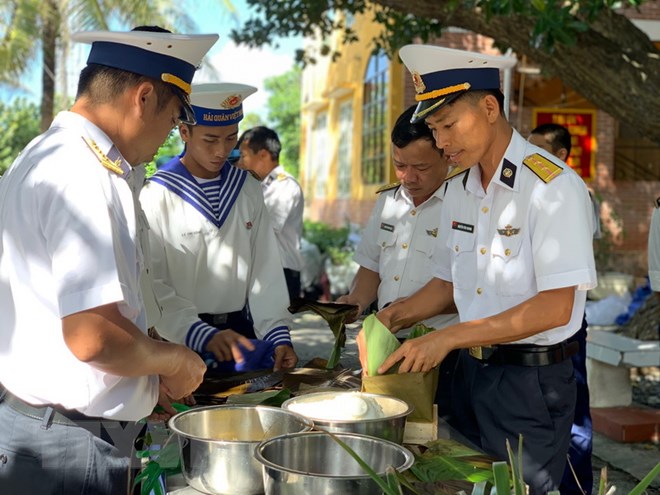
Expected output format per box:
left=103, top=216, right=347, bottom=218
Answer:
left=290, top=313, right=660, bottom=494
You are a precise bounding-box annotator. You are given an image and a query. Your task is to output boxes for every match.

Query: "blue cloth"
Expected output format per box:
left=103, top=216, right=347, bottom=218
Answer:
left=615, top=277, right=652, bottom=326
left=201, top=339, right=275, bottom=372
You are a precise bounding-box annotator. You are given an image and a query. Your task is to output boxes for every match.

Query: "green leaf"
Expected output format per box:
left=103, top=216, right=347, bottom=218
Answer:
left=406, top=323, right=434, bottom=340
left=288, top=298, right=358, bottom=368
left=410, top=455, right=494, bottom=483
left=629, top=461, right=660, bottom=495
left=492, top=461, right=511, bottom=494
left=363, top=313, right=401, bottom=376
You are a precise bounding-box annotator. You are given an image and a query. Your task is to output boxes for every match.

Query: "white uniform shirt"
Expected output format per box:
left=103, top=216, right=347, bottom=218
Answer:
left=433, top=130, right=597, bottom=345
left=649, top=200, right=660, bottom=291
left=262, top=165, right=304, bottom=271
left=354, top=185, right=459, bottom=330
left=0, top=112, right=158, bottom=420
left=140, top=158, right=293, bottom=352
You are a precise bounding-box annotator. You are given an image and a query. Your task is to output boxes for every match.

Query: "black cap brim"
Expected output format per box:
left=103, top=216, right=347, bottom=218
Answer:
left=410, top=91, right=465, bottom=123
left=172, top=87, right=196, bottom=125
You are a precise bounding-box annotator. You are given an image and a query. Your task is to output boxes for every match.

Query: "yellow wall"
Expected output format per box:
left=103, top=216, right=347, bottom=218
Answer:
left=300, top=8, right=404, bottom=203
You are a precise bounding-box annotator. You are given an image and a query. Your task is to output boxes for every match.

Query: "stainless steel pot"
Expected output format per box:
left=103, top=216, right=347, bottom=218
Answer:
left=255, top=431, right=415, bottom=495
left=168, top=405, right=313, bottom=495
left=281, top=391, right=413, bottom=444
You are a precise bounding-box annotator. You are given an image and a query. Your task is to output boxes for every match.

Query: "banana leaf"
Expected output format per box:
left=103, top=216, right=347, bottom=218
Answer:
left=410, top=455, right=494, bottom=484
left=363, top=313, right=401, bottom=376
left=288, top=297, right=359, bottom=369
left=226, top=389, right=292, bottom=407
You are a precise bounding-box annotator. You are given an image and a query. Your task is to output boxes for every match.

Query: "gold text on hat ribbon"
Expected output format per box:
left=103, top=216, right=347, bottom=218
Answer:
left=415, top=82, right=472, bottom=102
left=82, top=137, right=123, bottom=175
left=161, top=73, right=192, bottom=95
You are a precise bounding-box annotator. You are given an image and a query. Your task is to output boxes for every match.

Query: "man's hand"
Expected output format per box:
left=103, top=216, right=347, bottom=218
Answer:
left=159, top=344, right=206, bottom=401
left=335, top=295, right=363, bottom=324
left=205, top=329, right=255, bottom=363
left=273, top=344, right=298, bottom=371
left=377, top=330, right=451, bottom=374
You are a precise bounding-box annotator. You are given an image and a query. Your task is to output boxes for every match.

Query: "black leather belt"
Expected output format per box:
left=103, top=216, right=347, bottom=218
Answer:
left=468, top=339, right=579, bottom=366
left=2, top=391, right=96, bottom=426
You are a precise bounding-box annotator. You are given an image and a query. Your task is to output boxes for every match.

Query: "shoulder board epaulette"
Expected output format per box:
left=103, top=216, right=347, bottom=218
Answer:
left=277, top=172, right=288, bottom=181
left=82, top=136, right=123, bottom=175
left=523, top=153, right=563, bottom=183
left=376, top=181, right=400, bottom=194
left=445, top=166, right=467, bottom=181
left=248, top=170, right=262, bottom=181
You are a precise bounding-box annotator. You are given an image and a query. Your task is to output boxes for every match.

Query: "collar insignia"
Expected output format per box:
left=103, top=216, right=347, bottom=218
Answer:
left=82, top=137, right=123, bottom=175
left=497, top=224, right=520, bottom=237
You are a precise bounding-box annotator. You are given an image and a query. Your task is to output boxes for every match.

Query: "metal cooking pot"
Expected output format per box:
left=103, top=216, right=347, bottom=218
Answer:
left=168, top=405, right=313, bottom=495
left=282, top=391, right=413, bottom=444
left=255, top=431, right=415, bottom=495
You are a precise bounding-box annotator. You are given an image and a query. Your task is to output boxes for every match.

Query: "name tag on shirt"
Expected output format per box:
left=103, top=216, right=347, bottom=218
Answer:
left=451, top=221, right=474, bottom=233
left=380, top=222, right=395, bottom=232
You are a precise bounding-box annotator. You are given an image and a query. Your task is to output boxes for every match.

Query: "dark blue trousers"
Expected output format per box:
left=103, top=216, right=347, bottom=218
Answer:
left=560, top=315, right=593, bottom=494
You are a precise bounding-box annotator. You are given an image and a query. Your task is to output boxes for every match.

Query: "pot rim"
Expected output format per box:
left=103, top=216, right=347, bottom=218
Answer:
left=254, top=431, right=415, bottom=478
left=281, top=391, right=413, bottom=424
left=167, top=404, right=313, bottom=444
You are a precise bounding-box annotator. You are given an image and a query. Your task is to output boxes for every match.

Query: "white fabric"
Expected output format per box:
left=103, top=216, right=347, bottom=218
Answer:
left=432, top=130, right=597, bottom=345
left=649, top=204, right=660, bottom=291
left=354, top=185, right=459, bottom=331
left=140, top=164, right=293, bottom=352
left=0, top=111, right=158, bottom=420
left=262, top=165, right=305, bottom=271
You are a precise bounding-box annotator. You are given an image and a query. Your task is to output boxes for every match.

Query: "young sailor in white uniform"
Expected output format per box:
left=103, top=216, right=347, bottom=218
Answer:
left=140, top=83, right=298, bottom=371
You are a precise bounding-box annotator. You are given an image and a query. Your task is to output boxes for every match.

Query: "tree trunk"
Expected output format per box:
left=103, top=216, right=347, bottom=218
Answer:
left=40, top=0, right=59, bottom=132
left=377, top=0, right=660, bottom=143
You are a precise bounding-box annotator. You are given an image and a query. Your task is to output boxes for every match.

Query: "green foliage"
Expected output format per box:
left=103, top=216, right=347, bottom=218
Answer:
left=145, top=130, right=183, bottom=178
left=0, top=98, right=40, bottom=174
left=232, top=0, right=649, bottom=65
left=264, top=66, right=301, bottom=177
left=303, top=220, right=349, bottom=254
left=241, top=111, right=265, bottom=131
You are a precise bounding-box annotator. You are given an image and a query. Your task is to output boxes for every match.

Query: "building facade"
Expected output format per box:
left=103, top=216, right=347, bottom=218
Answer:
left=300, top=5, right=660, bottom=276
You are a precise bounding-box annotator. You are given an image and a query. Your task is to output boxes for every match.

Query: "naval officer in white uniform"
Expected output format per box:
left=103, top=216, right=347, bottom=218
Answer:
left=0, top=27, right=217, bottom=493
left=375, top=45, right=597, bottom=494
left=141, top=83, right=298, bottom=372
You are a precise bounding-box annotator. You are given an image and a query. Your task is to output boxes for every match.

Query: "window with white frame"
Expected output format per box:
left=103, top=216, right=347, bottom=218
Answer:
left=337, top=101, right=353, bottom=198
left=361, top=50, right=389, bottom=185
left=312, top=112, right=329, bottom=198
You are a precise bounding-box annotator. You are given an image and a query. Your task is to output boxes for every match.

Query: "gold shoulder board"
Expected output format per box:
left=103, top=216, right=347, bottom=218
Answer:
left=445, top=166, right=467, bottom=181
left=376, top=182, right=400, bottom=194
left=82, top=137, right=123, bottom=175
left=277, top=173, right=287, bottom=181
left=523, top=153, right=563, bottom=183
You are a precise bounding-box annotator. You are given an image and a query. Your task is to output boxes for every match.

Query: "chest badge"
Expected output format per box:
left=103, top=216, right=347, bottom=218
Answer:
left=246, top=221, right=253, bottom=230
left=497, top=224, right=520, bottom=237
left=426, top=227, right=438, bottom=238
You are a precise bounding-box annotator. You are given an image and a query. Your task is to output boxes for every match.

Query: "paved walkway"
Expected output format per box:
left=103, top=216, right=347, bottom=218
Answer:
left=290, top=313, right=660, bottom=493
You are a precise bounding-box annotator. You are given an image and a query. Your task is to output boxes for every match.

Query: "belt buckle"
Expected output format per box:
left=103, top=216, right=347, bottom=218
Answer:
left=469, top=346, right=494, bottom=361
left=212, top=314, right=228, bottom=325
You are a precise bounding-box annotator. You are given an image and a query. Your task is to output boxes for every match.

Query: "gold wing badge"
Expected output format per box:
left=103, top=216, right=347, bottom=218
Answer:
left=497, top=224, right=520, bottom=237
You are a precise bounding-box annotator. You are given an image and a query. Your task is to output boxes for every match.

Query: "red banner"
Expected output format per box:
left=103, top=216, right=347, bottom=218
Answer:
left=532, top=108, right=596, bottom=180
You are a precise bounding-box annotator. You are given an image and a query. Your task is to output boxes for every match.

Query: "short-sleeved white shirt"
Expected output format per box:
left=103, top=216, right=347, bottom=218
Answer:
left=354, top=186, right=459, bottom=330
left=262, top=166, right=305, bottom=271
left=649, top=201, right=660, bottom=291
left=433, top=130, right=597, bottom=345
left=0, top=111, right=158, bottom=420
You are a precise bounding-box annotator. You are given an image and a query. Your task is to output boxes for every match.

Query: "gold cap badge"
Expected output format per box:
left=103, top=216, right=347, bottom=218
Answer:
left=411, top=71, right=426, bottom=94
